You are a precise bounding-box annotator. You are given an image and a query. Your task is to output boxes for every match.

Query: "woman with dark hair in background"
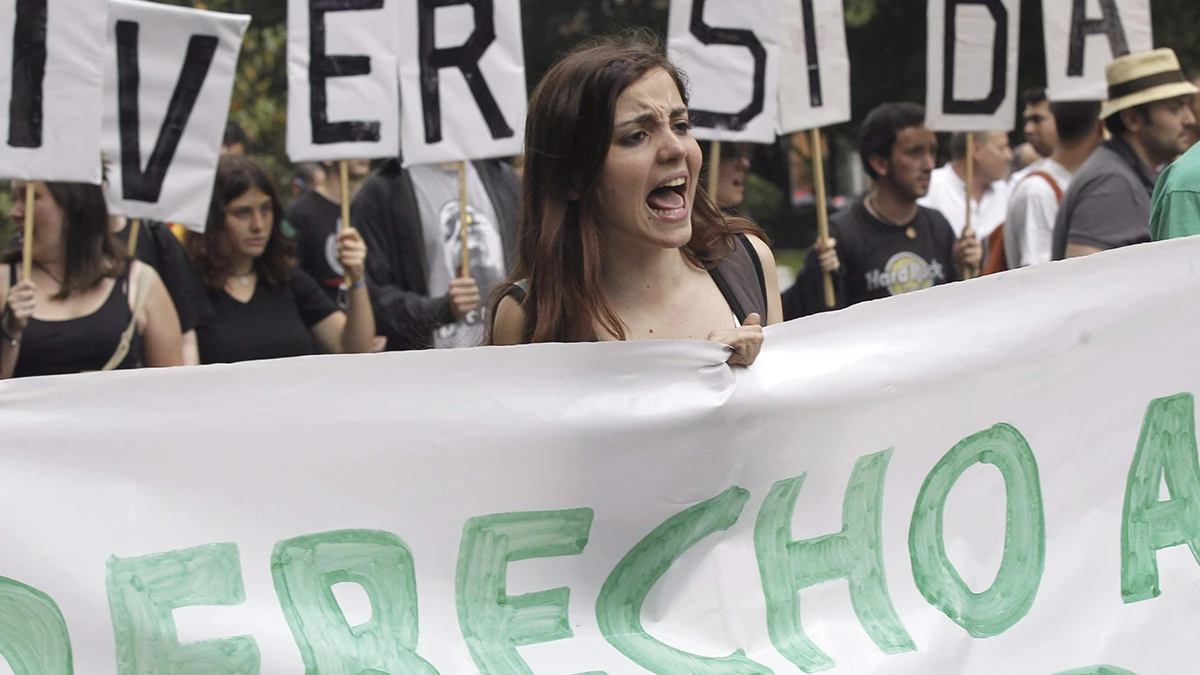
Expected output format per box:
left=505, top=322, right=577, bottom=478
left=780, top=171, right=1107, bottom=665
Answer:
left=188, top=155, right=375, bottom=364
left=1, top=180, right=183, bottom=378
left=489, top=33, right=781, bottom=366
left=699, top=141, right=753, bottom=213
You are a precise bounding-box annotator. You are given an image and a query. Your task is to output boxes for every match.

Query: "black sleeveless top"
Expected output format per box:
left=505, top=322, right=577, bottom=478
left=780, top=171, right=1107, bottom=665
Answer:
left=9, top=265, right=141, bottom=378
left=505, top=232, right=769, bottom=327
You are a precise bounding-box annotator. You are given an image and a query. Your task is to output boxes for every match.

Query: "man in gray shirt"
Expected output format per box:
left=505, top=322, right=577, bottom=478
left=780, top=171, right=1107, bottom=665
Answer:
left=1053, top=49, right=1198, bottom=260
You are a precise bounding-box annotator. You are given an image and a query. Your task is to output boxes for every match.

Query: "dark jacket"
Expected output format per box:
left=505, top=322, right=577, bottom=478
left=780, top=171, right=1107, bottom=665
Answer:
left=352, top=158, right=520, bottom=351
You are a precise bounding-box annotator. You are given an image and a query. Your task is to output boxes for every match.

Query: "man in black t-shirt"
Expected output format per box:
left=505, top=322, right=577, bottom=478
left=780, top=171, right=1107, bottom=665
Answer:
left=288, top=159, right=372, bottom=303
left=784, top=103, right=982, bottom=319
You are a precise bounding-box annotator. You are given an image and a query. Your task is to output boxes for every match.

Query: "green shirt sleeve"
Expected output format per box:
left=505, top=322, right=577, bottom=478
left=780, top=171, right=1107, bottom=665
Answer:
left=1150, top=164, right=1200, bottom=241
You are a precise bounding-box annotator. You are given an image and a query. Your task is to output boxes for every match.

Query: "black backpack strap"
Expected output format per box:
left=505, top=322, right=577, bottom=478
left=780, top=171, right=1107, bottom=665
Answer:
left=504, top=280, right=529, bottom=304
left=709, top=233, right=769, bottom=323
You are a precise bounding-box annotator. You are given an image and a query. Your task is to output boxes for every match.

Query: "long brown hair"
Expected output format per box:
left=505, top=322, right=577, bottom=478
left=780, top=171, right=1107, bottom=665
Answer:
left=3, top=181, right=126, bottom=300
left=188, top=155, right=293, bottom=290
left=489, top=31, right=762, bottom=344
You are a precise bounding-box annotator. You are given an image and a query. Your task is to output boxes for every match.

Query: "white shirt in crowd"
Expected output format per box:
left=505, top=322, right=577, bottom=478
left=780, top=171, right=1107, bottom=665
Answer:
left=1003, top=158, right=1073, bottom=269
left=918, top=163, right=1011, bottom=240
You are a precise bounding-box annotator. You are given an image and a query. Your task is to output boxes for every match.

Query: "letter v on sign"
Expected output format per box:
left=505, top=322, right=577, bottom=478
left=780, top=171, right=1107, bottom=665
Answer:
left=115, top=20, right=218, bottom=203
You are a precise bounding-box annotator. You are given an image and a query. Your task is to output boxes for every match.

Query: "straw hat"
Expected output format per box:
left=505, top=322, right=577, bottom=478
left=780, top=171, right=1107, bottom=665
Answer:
left=1102, top=48, right=1199, bottom=120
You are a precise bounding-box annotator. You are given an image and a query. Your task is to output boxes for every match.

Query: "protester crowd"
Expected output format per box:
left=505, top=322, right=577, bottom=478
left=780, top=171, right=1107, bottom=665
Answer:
left=3, top=37, right=1199, bottom=379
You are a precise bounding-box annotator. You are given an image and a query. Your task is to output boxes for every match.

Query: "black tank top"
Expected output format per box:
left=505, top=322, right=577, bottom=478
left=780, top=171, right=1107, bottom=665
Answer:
left=9, top=265, right=141, bottom=378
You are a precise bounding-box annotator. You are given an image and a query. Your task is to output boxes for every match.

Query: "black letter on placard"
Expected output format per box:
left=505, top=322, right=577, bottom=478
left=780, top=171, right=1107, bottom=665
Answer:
left=417, top=0, right=513, bottom=144
left=309, top=0, right=384, bottom=145
left=800, top=0, right=823, bottom=108
left=942, top=0, right=1007, bottom=115
left=116, top=21, right=218, bottom=203
left=1067, top=0, right=1129, bottom=77
left=688, top=0, right=767, bottom=130
left=8, top=0, right=48, bottom=148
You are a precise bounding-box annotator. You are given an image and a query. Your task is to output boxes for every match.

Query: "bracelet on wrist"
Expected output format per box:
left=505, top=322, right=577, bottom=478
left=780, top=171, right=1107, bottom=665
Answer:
left=0, top=318, right=21, bottom=348
left=346, top=278, right=366, bottom=291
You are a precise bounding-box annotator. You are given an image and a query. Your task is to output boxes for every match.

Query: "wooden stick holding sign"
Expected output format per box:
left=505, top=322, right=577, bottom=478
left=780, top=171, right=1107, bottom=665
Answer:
left=22, top=183, right=35, bottom=282
left=810, top=129, right=836, bottom=309
left=339, top=161, right=352, bottom=233
left=458, top=162, right=472, bottom=278
left=961, top=131, right=978, bottom=281
left=127, top=219, right=142, bottom=258
left=707, top=141, right=722, bottom=205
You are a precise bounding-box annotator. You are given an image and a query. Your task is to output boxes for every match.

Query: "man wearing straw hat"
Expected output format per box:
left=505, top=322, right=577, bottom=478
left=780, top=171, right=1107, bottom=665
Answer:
left=1052, top=49, right=1198, bottom=260
left=1148, top=72, right=1200, bottom=243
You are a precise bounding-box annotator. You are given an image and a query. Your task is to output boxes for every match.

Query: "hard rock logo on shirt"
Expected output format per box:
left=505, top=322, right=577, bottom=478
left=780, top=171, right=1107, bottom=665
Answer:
left=864, top=252, right=946, bottom=296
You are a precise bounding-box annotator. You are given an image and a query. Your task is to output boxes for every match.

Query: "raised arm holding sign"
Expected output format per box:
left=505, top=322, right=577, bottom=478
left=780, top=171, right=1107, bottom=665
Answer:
left=377, top=0, right=523, bottom=350
left=778, top=0, right=851, bottom=309
left=925, top=0, right=1019, bottom=280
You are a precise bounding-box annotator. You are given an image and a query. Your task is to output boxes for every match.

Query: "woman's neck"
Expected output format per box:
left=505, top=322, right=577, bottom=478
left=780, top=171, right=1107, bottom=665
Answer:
left=601, top=235, right=691, bottom=306
left=228, top=253, right=256, bottom=278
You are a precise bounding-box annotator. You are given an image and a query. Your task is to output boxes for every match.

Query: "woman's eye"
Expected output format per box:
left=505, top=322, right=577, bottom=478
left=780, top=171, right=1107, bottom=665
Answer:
left=625, top=131, right=647, bottom=144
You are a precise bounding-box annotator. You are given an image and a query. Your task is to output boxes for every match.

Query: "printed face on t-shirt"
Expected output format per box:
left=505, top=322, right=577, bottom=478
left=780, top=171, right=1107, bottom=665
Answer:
left=879, top=126, right=937, bottom=202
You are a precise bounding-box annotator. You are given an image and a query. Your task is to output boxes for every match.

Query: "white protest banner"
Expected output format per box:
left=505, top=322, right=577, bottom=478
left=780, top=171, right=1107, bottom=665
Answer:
left=0, top=0, right=105, bottom=183
left=926, top=0, right=1020, bottom=132
left=1043, top=0, right=1153, bottom=101
left=102, top=0, right=249, bottom=232
left=398, top=0, right=527, bottom=166
left=7, top=238, right=1200, bottom=673
left=286, top=0, right=400, bottom=162
left=778, top=0, right=851, bottom=133
left=667, top=0, right=779, bottom=143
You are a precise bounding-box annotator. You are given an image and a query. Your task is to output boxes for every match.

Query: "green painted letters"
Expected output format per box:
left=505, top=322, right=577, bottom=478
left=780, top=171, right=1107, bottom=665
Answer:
left=1121, top=393, right=1200, bottom=603
left=755, top=450, right=915, bottom=673
left=457, top=509, right=597, bottom=674
left=596, top=487, right=771, bottom=675
left=909, top=424, right=1045, bottom=638
left=0, top=577, right=72, bottom=674
left=271, top=530, right=439, bottom=675
left=107, top=543, right=259, bottom=675
left=1052, top=667, right=1138, bottom=675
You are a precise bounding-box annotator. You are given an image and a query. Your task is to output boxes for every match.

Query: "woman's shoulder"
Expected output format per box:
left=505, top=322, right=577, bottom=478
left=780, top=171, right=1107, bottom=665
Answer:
left=491, top=282, right=528, bottom=346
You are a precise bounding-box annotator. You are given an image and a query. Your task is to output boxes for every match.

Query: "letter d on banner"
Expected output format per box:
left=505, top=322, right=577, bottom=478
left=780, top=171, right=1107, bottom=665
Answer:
left=925, top=0, right=1020, bottom=132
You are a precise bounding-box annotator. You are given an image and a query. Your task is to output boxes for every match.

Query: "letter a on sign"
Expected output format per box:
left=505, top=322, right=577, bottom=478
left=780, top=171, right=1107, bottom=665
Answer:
left=925, top=0, right=1020, bottom=132
left=1042, top=0, right=1152, bottom=101
left=398, top=0, right=527, bottom=166
left=667, top=0, right=779, bottom=143
left=0, top=0, right=105, bottom=183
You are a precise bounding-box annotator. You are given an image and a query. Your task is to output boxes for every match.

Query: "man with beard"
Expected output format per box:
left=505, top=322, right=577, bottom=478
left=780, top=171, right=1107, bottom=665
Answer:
left=1053, top=50, right=1198, bottom=259
left=783, top=103, right=981, bottom=318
